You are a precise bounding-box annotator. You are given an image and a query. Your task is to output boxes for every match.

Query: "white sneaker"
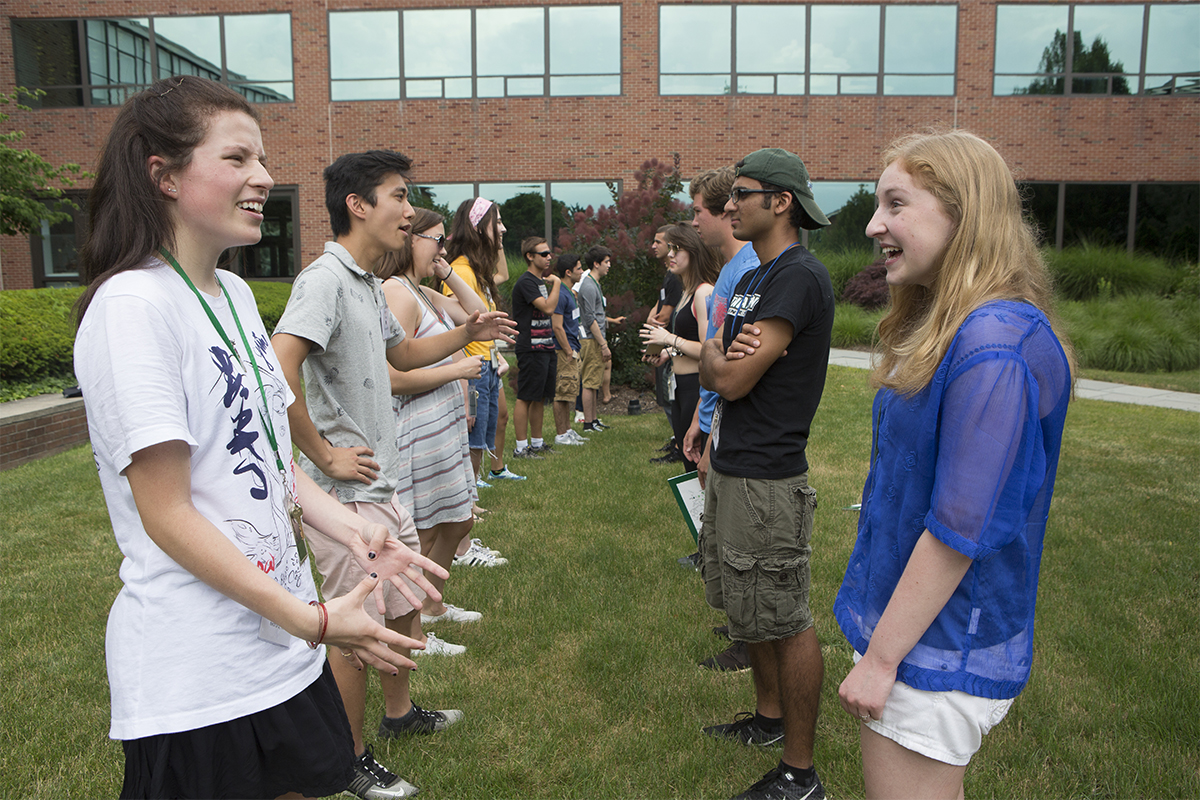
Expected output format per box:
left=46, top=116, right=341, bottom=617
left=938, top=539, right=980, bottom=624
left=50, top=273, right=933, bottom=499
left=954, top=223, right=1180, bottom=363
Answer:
left=555, top=432, right=586, bottom=446
left=421, top=603, right=483, bottom=625
left=471, top=537, right=503, bottom=557
left=567, top=429, right=590, bottom=443
left=453, top=541, right=509, bottom=567
left=413, top=631, right=466, bottom=657
left=574, top=410, right=585, bottom=423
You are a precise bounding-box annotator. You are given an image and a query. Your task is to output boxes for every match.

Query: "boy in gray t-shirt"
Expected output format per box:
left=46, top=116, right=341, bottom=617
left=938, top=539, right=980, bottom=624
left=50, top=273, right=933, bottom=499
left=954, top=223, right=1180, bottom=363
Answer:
left=272, top=150, right=513, bottom=800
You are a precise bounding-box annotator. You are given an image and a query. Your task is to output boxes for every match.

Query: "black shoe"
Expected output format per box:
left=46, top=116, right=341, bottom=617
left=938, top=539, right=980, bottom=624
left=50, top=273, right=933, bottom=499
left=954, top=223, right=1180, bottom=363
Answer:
left=702, top=712, right=784, bottom=747
left=713, top=625, right=731, bottom=640
left=658, top=438, right=676, bottom=453
left=378, top=703, right=464, bottom=737
left=677, top=551, right=701, bottom=569
left=731, top=764, right=825, bottom=800
left=651, top=450, right=684, bottom=464
left=530, top=443, right=556, bottom=455
left=346, top=745, right=418, bottom=798
left=511, top=447, right=544, bottom=459
left=700, top=640, right=751, bottom=672
left=593, top=419, right=610, bottom=430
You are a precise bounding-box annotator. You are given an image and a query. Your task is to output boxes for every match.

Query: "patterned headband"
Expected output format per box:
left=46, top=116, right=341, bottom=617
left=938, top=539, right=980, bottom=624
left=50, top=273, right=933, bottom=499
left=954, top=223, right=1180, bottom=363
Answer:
left=468, top=197, right=494, bottom=229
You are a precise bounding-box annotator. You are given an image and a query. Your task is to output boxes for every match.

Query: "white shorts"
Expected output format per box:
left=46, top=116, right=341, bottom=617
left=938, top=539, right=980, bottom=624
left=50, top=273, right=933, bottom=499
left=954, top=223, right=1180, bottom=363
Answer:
left=854, top=651, right=1015, bottom=766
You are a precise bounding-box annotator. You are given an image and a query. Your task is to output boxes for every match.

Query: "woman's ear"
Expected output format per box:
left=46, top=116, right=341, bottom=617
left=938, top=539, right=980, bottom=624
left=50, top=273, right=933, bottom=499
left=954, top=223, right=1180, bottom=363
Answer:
left=147, top=155, right=177, bottom=198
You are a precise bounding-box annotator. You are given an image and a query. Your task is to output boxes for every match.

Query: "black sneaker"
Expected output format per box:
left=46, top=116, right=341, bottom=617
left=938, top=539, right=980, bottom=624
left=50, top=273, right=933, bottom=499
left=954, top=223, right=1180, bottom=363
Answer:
left=658, top=438, right=676, bottom=453
left=700, top=640, right=751, bottom=671
left=651, top=450, right=684, bottom=464
left=677, top=551, right=701, bottom=569
left=703, top=712, right=784, bottom=747
left=346, top=745, right=418, bottom=798
left=531, top=443, right=556, bottom=455
left=713, top=624, right=732, bottom=640
left=511, top=447, right=544, bottom=459
left=731, top=763, right=826, bottom=800
left=378, top=703, right=464, bottom=737
left=593, top=419, right=610, bottom=430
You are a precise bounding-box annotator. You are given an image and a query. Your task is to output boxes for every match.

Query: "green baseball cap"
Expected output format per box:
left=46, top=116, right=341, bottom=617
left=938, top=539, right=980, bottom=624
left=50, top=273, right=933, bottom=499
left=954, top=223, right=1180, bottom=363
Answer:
left=735, top=148, right=830, bottom=229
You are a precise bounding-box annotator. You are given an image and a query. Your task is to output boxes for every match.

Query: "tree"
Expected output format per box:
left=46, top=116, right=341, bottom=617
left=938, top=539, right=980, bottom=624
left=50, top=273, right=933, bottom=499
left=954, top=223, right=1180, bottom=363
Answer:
left=499, top=191, right=568, bottom=252
left=555, top=155, right=689, bottom=307
left=1019, top=31, right=1131, bottom=95
left=1, top=88, right=88, bottom=237
left=808, top=184, right=876, bottom=254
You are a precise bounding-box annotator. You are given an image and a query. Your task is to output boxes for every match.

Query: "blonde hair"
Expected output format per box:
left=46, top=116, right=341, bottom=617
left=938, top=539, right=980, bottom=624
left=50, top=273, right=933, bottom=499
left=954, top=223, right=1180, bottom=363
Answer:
left=871, top=130, right=1075, bottom=395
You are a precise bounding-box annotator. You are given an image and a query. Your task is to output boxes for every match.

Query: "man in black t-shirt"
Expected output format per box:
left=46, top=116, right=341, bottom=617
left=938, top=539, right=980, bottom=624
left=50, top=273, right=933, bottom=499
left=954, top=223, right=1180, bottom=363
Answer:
left=510, top=237, right=561, bottom=458
left=697, top=148, right=834, bottom=800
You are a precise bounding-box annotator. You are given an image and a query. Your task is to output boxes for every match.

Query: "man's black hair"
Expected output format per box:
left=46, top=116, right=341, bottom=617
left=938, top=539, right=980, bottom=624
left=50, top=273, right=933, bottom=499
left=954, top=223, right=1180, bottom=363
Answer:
left=324, top=150, right=413, bottom=237
left=585, top=245, right=612, bottom=269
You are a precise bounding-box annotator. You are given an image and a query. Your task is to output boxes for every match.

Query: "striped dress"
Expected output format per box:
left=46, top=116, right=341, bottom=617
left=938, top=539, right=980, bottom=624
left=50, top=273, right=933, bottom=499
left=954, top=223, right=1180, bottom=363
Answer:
left=389, top=276, right=476, bottom=528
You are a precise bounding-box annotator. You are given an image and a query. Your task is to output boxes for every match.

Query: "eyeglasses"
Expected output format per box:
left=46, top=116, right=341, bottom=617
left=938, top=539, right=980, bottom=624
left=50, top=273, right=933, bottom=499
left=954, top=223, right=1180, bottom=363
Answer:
left=413, top=232, right=446, bottom=249
left=728, top=187, right=782, bottom=205
left=535, top=251, right=552, bottom=258
left=666, top=244, right=680, bottom=255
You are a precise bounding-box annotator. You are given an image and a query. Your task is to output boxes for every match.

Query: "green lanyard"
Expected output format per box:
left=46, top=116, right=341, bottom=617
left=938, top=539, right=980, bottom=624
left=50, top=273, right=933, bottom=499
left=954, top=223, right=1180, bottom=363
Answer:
left=158, top=248, right=289, bottom=486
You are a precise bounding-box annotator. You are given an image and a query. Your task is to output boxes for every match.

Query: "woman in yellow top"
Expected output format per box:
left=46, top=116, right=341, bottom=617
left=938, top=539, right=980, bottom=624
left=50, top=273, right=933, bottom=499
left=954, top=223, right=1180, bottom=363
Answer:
left=443, top=198, right=526, bottom=495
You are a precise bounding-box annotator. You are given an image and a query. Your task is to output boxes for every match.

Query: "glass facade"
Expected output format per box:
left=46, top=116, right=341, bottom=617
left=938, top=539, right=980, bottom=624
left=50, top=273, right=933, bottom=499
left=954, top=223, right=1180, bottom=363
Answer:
left=12, top=13, right=294, bottom=107
left=660, top=3, right=957, bottom=96
left=329, top=6, right=621, bottom=100
left=994, top=3, right=1200, bottom=95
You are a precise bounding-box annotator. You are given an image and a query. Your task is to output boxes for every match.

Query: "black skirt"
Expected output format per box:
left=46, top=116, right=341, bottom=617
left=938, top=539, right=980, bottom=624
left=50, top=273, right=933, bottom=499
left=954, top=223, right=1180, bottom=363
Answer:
left=120, top=660, right=354, bottom=799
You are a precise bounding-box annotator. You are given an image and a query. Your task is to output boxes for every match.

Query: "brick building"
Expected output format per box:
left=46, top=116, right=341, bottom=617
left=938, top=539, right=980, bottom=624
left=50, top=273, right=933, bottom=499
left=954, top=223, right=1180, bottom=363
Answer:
left=2, top=0, right=1197, bottom=290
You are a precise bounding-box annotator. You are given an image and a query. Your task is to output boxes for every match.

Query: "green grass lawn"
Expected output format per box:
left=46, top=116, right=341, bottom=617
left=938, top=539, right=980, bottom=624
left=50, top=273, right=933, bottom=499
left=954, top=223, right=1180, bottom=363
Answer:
left=2, top=365, right=1197, bottom=798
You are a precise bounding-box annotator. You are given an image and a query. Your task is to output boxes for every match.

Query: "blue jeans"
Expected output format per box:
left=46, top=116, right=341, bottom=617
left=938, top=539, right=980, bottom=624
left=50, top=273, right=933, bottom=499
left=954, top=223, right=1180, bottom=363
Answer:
left=468, top=362, right=499, bottom=451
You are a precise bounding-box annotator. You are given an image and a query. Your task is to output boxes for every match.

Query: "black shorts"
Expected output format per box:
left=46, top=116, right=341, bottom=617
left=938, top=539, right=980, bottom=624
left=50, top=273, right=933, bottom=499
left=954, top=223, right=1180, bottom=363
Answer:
left=516, top=350, right=556, bottom=402
left=120, top=661, right=353, bottom=799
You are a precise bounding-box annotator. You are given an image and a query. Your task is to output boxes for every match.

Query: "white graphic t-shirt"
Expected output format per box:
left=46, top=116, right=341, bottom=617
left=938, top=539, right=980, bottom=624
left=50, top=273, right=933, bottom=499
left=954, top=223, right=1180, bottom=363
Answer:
left=75, top=260, right=323, bottom=740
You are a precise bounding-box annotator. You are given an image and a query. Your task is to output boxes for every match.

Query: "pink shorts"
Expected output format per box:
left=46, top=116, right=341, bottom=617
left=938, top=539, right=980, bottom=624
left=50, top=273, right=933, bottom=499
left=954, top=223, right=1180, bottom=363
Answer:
left=303, top=488, right=425, bottom=621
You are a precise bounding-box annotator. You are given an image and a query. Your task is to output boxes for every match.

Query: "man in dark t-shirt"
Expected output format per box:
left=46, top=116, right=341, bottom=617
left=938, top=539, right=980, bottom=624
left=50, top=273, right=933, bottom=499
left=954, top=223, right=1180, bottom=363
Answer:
left=697, top=148, right=834, bottom=800
left=510, top=237, right=561, bottom=458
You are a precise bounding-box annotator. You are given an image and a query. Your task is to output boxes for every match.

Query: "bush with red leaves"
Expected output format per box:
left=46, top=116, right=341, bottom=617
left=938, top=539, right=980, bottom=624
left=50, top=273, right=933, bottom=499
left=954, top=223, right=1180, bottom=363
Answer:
left=840, top=259, right=891, bottom=310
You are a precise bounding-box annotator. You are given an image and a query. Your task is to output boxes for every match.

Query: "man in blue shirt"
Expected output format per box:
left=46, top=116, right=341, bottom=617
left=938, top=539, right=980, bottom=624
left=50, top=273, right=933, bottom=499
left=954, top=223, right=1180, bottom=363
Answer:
left=551, top=254, right=588, bottom=445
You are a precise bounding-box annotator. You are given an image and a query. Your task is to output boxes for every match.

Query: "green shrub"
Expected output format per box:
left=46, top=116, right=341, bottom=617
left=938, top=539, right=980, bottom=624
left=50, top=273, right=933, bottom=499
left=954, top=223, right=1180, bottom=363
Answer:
left=831, top=303, right=884, bottom=349
left=817, top=248, right=876, bottom=298
left=1060, top=294, right=1200, bottom=372
left=0, top=287, right=84, bottom=383
left=247, top=280, right=294, bottom=333
left=1046, top=245, right=1176, bottom=300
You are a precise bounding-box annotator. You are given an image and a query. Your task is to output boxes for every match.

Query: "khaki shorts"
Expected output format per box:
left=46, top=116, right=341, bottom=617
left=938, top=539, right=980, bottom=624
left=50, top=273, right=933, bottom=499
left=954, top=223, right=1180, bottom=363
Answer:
left=303, top=487, right=425, bottom=621
left=579, top=339, right=603, bottom=390
left=699, top=469, right=816, bottom=643
left=555, top=350, right=581, bottom=403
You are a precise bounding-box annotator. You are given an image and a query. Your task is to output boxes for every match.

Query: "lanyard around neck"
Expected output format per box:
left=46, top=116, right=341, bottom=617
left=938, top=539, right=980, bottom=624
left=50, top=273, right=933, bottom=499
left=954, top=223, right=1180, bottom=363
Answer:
left=159, top=248, right=288, bottom=483
left=727, top=242, right=799, bottom=339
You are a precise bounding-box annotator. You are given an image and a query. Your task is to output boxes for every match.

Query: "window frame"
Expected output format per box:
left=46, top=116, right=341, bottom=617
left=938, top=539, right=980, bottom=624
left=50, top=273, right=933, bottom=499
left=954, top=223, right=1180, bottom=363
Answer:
left=225, top=186, right=302, bottom=282
left=657, top=2, right=959, bottom=97
left=327, top=5, right=624, bottom=102
left=992, top=2, right=1200, bottom=97
left=29, top=190, right=89, bottom=288
left=11, top=13, right=295, bottom=108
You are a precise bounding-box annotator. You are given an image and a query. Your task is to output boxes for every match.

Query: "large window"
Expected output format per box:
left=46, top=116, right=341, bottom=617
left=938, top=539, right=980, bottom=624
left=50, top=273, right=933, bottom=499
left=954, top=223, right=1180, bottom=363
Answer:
left=226, top=188, right=301, bottom=280
left=329, top=6, right=621, bottom=100
left=29, top=192, right=88, bottom=288
left=1020, top=181, right=1198, bottom=260
left=416, top=181, right=618, bottom=249
left=12, top=14, right=294, bottom=107
left=994, top=3, right=1200, bottom=95
left=659, top=4, right=957, bottom=96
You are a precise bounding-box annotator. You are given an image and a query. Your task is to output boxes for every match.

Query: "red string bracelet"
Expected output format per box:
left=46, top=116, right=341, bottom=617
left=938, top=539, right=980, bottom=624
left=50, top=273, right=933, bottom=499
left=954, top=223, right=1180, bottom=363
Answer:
left=308, top=600, right=328, bottom=649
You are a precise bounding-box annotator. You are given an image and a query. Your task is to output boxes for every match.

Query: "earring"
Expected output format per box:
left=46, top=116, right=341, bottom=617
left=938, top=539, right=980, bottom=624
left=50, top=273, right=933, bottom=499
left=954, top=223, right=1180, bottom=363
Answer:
left=166, top=187, right=177, bottom=193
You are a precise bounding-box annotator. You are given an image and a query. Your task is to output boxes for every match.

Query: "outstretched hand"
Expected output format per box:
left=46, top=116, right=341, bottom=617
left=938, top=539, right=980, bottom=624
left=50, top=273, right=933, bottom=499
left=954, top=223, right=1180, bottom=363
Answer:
left=349, top=523, right=449, bottom=615
left=323, top=577, right=426, bottom=674
left=466, top=310, right=517, bottom=344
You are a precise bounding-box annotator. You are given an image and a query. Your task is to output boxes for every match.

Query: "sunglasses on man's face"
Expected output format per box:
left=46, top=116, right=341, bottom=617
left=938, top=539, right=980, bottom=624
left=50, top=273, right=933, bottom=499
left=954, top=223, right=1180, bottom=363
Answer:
left=728, top=187, right=782, bottom=205
left=535, top=251, right=552, bottom=258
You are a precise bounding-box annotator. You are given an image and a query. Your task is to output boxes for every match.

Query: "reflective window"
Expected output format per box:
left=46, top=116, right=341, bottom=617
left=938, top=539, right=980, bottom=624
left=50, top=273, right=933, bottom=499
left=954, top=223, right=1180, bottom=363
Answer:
left=660, top=4, right=956, bottom=96
left=30, top=192, right=89, bottom=287
left=995, top=3, right=1200, bottom=96
left=229, top=188, right=300, bottom=280
left=11, top=13, right=293, bottom=107
left=413, top=182, right=620, bottom=245
left=328, top=6, right=621, bottom=100
left=1136, top=184, right=1199, bottom=261
left=1019, top=183, right=1061, bottom=247
left=1063, top=184, right=1131, bottom=248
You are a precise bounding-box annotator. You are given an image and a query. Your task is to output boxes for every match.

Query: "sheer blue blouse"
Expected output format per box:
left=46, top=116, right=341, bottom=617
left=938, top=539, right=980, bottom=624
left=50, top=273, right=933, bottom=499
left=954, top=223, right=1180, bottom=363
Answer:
left=834, top=300, right=1072, bottom=699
